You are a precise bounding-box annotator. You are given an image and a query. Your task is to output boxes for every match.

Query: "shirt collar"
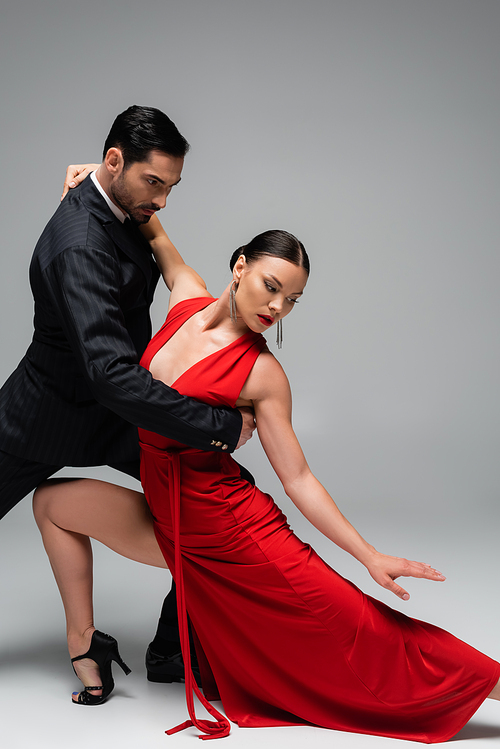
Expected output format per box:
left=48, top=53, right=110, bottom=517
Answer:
left=90, top=170, right=128, bottom=224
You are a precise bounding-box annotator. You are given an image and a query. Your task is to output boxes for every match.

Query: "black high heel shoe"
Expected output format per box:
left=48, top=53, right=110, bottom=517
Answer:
left=71, top=630, right=131, bottom=706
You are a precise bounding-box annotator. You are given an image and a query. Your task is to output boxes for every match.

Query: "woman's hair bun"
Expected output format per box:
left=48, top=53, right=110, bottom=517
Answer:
left=228, top=232, right=309, bottom=274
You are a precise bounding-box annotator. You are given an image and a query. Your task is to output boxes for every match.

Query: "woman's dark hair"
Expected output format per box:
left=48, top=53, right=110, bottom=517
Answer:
left=103, top=105, right=190, bottom=167
left=229, top=230, right=310, bottom=275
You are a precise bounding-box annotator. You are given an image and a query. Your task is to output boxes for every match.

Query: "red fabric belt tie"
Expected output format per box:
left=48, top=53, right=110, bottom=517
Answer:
left=141, top=444, right=231, bottom=740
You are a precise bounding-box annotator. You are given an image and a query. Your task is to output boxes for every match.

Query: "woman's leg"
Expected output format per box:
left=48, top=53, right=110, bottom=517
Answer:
left=33, top=478, right=167, bottom=699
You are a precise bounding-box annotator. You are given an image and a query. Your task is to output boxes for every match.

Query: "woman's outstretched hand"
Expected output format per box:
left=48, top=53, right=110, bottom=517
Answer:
left=365, top=552, right=446, bottom=601
left=61, top=163, right=100, bottom=200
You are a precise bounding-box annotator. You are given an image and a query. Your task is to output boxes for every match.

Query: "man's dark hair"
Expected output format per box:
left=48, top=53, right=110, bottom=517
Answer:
left=103, top=105, right=190, bottom=166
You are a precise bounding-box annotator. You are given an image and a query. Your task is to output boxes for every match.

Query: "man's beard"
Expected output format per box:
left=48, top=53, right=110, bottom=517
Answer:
left=110, top=173, right=158, bottom=225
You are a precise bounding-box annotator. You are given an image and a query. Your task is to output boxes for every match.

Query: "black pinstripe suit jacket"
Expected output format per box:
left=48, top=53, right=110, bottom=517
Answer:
left=0, top=176, right=241, bottom=465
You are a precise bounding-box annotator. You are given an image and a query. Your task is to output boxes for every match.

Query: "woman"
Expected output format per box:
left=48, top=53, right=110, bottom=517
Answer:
left=33, top=216, right=500, bottom=742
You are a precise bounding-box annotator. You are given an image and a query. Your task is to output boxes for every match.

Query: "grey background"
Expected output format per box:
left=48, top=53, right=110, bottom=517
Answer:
left=1, top=1, right=500, bottom=747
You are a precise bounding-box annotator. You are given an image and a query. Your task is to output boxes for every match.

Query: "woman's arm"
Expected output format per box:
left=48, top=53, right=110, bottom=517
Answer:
left=240, top=352, right=445, bottom=601
left=140, top=216, right=211, bottom=310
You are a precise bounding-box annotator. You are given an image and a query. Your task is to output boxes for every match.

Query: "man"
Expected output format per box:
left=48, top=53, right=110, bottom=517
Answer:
left=0, top=105, right=254, bottom=682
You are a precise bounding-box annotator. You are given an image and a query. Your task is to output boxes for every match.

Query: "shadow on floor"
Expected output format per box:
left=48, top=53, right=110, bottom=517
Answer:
left=451, top=720, right=500, bottom=741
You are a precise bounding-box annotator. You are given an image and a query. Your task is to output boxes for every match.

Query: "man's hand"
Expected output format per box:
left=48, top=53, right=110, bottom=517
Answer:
left=236, top=406, right=256, bottom=449
left=366, top=552, right=446, bottom=601
left=61, top=163, right=100, bottom=200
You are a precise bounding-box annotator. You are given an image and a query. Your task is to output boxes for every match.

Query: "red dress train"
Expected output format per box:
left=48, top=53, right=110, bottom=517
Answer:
left=139, top=297, right=499, bottom=743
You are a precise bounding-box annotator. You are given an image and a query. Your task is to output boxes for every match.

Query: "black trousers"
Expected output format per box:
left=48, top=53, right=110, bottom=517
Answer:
left=0, top=448, right=141, bottom=519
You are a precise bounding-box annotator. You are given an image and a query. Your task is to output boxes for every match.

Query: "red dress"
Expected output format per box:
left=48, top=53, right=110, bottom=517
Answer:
left=139, top=297, right=500, bottom=743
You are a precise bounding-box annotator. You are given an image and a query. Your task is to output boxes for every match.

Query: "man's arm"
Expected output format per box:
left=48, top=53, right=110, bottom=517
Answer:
left=44, top=245, right=244, bottom=451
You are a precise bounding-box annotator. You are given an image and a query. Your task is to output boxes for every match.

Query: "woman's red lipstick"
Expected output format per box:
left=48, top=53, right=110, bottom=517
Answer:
left=257, top=314, right=273, bottom=327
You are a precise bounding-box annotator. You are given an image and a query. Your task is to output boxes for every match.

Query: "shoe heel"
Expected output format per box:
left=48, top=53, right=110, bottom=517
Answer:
left=110, top=644, right=131, bottom=676
left=114, top=655, right=132, bottom=676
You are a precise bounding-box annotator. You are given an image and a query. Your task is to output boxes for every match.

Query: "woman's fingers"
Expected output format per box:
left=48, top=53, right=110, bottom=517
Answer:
left=384, top=578, right=410, bottom=601
left=402, top=560, right=446, bottom=581
left=61, top=163, right=99, bottom=200
left=369, top=555, right=446, bottom=600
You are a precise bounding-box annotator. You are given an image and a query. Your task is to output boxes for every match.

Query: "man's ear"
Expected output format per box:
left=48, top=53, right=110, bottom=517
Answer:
left=104, top=147, right=124, bottom=176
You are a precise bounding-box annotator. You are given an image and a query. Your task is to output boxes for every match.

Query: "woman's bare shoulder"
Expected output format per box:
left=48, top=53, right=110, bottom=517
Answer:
left=239, top=346, right=291, bottom=403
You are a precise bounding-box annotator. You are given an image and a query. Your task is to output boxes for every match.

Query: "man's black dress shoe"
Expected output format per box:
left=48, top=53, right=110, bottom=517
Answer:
left=145, top=645, right=202, bottom=686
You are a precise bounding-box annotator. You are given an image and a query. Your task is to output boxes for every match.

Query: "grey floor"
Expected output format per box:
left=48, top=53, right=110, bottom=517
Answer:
left=1, top=467, right=500, bottom=749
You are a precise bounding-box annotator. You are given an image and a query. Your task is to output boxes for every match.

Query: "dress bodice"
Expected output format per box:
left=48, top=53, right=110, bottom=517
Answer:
left=139, top=297, right=267, bottom=450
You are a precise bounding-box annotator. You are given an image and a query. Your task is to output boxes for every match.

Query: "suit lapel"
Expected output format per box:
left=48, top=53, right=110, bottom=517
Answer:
left=79, top=176, right=154, bottom=287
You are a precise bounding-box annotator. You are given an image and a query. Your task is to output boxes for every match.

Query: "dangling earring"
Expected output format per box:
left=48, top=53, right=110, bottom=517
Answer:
left=276, top=318, right=283, bottom=349
left=229, top=280, right=238, bottom=324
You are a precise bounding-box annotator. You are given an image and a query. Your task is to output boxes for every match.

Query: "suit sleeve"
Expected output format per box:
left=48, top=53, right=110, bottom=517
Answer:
left=43, top=245, right=242, bottom=451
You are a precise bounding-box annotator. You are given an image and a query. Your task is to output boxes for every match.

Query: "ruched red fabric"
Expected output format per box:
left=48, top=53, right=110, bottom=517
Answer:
left=139, top=298, right=500, bottom=743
